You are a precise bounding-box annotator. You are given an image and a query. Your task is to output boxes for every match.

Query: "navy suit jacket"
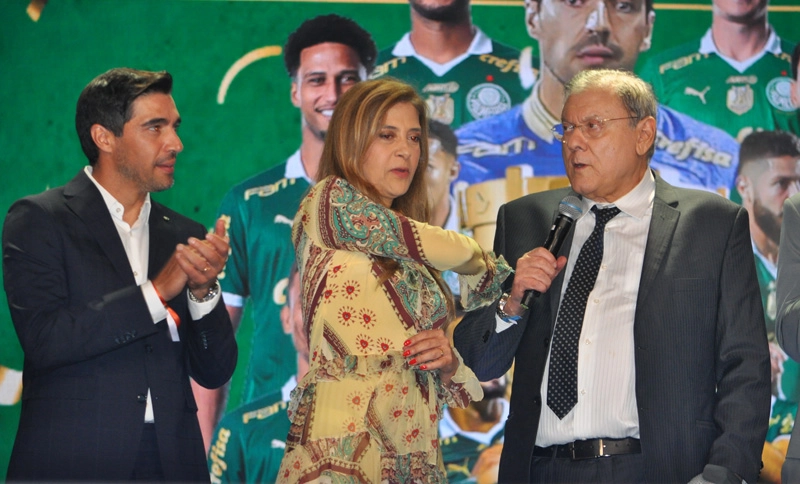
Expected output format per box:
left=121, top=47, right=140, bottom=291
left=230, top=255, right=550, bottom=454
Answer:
left=3, top=170, right=237, bottom=481
left=454, top=174, right=770, bottom=483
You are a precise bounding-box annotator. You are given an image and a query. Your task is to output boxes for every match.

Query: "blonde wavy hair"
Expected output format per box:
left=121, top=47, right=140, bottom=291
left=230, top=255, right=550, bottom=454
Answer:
left=317, top=78, right=454, bottom=318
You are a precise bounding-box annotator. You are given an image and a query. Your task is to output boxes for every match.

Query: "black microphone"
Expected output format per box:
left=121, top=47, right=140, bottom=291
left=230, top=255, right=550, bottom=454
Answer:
left=519, top=195, right=583, bottom=310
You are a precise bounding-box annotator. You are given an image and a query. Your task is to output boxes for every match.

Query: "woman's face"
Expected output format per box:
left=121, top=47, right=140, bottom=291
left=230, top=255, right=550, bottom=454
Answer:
left=360, top=102, right=422, bottom=207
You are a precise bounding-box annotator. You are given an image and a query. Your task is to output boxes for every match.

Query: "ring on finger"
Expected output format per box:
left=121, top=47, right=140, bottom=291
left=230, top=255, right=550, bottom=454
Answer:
left=203, top=266, right=210, bottom=273
left=439, top=348, right=445, bottom=358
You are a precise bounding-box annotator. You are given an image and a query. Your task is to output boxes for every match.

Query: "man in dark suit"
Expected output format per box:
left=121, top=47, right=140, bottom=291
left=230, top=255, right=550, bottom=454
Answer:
left=454, top=68, right=770, bottom=483
left=2, top=68, right=237, bottom=481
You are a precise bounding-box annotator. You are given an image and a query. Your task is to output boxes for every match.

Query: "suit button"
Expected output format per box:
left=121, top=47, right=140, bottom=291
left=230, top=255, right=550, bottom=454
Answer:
left=533, top=396, right=541, bottom=406
left=137, top=394, right=147, bottom=403
left=543, top=337, right=550, bottom=348
left=145, top=344, right=153, bottom=353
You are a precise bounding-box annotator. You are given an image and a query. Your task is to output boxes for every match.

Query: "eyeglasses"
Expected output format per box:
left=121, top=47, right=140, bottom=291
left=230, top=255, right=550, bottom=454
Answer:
left=551, top=116, right=639, bottom=142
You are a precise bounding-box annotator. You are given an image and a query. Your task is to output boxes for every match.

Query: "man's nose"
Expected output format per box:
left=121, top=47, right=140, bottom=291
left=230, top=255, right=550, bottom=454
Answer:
left=585, top=0, right=611, bottom=35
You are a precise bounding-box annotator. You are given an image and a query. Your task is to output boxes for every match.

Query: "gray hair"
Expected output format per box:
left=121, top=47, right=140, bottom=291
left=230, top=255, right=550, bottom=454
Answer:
left=564, top=69, right=658, bottom=158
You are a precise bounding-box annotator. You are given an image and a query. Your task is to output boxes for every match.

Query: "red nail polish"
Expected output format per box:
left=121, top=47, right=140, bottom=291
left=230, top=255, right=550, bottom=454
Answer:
left=404, top=340, right=411, bottom=346
left=403, top=350, right=410, bottom=357
left=409, top=359, right=416, bottom=365
left=420, top=365, right=427, bottom=370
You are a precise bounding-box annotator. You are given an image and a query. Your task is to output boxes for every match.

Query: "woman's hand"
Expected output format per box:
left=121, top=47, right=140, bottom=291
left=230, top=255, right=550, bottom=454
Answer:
left=403, top=329, right=459, bottom=385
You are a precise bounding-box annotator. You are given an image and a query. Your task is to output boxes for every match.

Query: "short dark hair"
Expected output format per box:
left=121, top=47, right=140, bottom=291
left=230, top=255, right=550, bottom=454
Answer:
left=792, top=42, right=800, bottom=80
left=738, top=130, right=800, bottom=175
left=75, top=68, right=173, bottom=165
left=428, top=120, right=457, bottom=158
left=283, top=14, right=377, bottom=78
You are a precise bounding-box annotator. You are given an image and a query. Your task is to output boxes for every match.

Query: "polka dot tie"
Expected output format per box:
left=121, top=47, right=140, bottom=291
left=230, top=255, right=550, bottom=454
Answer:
left=547, top=205, right=620, bottom=419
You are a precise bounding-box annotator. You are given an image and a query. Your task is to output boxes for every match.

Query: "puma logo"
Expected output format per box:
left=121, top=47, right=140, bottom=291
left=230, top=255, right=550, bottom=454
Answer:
left=684, top=86, right=710, bottom=104
left=274, top=214, right=293, bottom=226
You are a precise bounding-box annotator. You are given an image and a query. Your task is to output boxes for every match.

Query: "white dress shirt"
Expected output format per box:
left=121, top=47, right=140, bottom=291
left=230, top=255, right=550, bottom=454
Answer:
left=534, top=170, right=655, bottom=446
left=84, top=166, right=220, bottom=421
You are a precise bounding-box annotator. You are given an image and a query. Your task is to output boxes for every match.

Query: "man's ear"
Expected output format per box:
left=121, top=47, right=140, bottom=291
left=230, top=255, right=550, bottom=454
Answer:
left=635, top=116, right=656, bottom=157
left=280, top=304, right=291, bottom=335
left=290, top=80, right=300, bottom=108
left=525, top=0, right=542, bottom=40
left=90, top=124, right=115, bottom=155
left=640, top=10, right=656, bottom=53
left=736, top=175, right=753, bottom=204
left=448, top=160, right=461, bottom=183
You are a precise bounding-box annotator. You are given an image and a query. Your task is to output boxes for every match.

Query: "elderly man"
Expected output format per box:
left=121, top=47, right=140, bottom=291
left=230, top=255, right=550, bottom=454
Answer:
left=454, top=69, right=770, bottom=483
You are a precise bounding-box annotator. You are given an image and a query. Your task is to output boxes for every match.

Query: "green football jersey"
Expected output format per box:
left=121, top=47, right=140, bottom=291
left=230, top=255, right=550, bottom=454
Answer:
left=208, top=388, right=291, bottom=484
left=217, top=152, right=310, bottom=403
left=640, top=31, right=799, bottom=142
left=372, top=30, right=530, bottom=129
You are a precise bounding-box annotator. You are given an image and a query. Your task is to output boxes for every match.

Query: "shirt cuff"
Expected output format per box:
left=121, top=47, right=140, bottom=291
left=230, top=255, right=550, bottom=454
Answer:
left=141, top=281, right=168, bottom=324
left=495, top=313, right=518, bottom=333
left=188, top=288, right=221, bottom=320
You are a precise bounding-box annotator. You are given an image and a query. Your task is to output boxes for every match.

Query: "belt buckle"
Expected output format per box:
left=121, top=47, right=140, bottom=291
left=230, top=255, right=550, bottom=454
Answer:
left=569, top=439, right=605, bottom=460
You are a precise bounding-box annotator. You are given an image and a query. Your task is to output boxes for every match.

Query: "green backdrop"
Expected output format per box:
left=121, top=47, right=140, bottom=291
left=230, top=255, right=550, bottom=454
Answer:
left=0, top=0, right=798, bottom=480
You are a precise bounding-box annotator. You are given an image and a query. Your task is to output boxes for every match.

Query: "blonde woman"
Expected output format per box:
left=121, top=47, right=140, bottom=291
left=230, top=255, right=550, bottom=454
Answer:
left=277, top=78, right=510, bottom=483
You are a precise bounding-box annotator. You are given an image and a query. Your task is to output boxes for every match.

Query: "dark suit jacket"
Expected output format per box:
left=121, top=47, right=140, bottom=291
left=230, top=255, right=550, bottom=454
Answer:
left=3, top=171, right=237, bottom=482
left=454, top=174, right=770, bottom=483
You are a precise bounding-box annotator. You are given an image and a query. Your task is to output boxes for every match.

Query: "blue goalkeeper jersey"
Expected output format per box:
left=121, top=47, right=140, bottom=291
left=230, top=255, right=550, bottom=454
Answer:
left=456, top=86, right=739, bottom=195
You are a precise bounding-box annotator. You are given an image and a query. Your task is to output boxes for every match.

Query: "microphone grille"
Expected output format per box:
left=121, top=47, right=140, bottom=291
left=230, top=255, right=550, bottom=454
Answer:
left=558, top=195, right=583, bottom=220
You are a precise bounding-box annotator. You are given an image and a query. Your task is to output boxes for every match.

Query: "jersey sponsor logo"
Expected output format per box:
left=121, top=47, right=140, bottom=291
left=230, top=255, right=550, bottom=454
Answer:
left=423, top=82, right=459, bottom=94
left=274, top=214, right=293, bottom=226
left=243, top=400, right=288, bottom=423
left=684, top=86, right=710, bottom=104
left=726, top=75, right=758, bottom=85
left=427, top=93, right=455, bottom=125
left=727, top=85, right=754, bottom=115
left=274, top=276, right=289, bottom=306
left=478, top=53, right=521, bottom=74
left=466, top=83, right=513, bottom=119
left=457, top=136, right=538, bottom=159
left=209, top=427, right=231, bottom=482
left=766, top=77, right=797, bottom=112
left=654, top=131, right=734, bottom=168
left=656, top=52, right=707, bottom=74
left=371, top=56, right=407, bottom=78
left=243, top=177, right=297, bottom=201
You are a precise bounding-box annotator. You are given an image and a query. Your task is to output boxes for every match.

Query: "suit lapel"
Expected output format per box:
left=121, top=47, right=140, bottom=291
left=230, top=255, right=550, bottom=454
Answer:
left=148, top=203, right=175, bottom=280
left=637, top=175, right=680, bottom=306
left=64, top=171, right=136, bottom=284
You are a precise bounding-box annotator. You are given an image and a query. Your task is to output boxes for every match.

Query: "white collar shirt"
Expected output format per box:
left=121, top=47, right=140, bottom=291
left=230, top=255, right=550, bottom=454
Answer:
left=391, top=28, right=493, bottom=77
left=536, top=170, right=655, bottom=446
left=700, top=27, right=782, bottom=73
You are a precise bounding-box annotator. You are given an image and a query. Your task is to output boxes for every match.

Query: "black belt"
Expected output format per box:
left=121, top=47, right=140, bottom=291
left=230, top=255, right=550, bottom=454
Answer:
left=533, top=437, right=641, bottom=460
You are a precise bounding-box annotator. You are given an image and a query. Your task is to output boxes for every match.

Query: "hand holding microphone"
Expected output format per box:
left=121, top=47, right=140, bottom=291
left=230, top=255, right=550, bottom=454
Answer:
left=519, top=195, right=583, bottom=310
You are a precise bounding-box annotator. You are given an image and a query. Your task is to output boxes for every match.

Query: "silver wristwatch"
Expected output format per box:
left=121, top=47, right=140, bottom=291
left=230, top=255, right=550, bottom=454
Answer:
left=496, top=293, right=521, bottom=322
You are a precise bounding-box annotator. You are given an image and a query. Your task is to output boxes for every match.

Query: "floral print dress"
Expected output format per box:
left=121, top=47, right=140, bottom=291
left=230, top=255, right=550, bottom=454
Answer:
left=277, top=176, right=510, bottom=483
